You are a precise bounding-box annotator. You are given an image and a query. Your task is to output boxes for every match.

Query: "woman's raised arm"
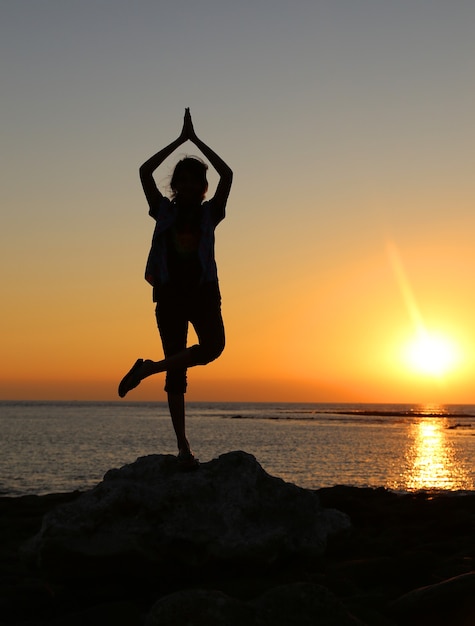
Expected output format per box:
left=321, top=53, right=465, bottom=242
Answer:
left=139, top=113, right=189, bottom=215
left=185, top=109, right=233, bottom=215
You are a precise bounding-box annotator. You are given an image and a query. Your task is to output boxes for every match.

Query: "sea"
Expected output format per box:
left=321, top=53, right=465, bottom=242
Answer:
left=1, top=401, right=474, bottom=497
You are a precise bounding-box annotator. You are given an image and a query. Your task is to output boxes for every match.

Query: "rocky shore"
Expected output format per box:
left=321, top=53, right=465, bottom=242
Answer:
left=1, top=451, right=474, bottom=625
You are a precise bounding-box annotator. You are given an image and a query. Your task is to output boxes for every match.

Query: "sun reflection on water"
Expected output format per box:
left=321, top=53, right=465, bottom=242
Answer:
left=396, top=412, right=474, bottom=491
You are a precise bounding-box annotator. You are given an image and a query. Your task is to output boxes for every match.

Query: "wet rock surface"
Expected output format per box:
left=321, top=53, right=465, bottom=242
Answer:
left=1, top=453, right=474, bottom=625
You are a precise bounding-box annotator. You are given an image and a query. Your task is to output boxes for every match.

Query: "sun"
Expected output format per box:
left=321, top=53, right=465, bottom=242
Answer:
left=403, top=330, right=460, bottom=377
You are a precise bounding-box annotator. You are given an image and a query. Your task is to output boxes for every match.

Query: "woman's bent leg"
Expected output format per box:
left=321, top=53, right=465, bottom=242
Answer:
left=189, top=283, right=225, bottom=365
left=118, top=285, right=224, bottom=397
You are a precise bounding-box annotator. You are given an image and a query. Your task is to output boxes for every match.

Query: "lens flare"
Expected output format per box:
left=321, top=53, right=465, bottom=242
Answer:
left=386, top=242, right=460, bottom=378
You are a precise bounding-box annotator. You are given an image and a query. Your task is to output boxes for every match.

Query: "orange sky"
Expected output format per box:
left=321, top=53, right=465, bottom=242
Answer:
left=2, top=2, right=474, bottom=404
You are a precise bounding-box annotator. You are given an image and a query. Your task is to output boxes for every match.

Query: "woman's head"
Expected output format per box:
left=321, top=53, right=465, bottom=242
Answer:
left=170, top=157, right=208, bottom=202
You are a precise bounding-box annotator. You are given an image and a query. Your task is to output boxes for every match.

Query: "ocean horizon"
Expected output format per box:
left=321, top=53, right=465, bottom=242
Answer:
left=1, top=400, right=474, bottom=497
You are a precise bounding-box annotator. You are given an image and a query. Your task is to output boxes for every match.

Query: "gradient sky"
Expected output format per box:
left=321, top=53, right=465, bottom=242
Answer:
left=2, top=0, right=474, bottom=403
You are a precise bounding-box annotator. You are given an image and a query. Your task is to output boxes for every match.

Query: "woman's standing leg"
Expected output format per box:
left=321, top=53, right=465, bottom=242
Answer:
left=167, top=392, right=190, bottom=454
left=155, top=293, right=192, bottom=455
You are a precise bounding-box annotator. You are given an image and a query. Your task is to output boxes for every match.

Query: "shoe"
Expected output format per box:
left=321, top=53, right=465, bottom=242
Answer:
left=177, top=450, right=199, bottom=471
left=118, top=359, right=144, bottom=398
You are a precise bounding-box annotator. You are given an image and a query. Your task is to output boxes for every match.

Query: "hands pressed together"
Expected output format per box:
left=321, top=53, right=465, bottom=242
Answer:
left=179, top=107, right=198, bottom=143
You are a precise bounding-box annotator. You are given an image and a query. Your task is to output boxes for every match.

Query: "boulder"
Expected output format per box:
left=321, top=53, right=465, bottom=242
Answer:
left=24, top=451, right=351, bottom=581
left=390, top=572, right=475, bottom=625
left=145, top=588, right=253, bottom=626
left=251, top=582, right=363, bottom=626
left=145, top=583, right=362, bottom=626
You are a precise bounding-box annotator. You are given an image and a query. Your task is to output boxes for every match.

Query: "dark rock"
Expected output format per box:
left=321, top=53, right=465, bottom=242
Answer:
left=390, top=572, right=475, bottom=625
left=49, top=601, right=142, bottom=626
left=145, top=583, right=363, bottom=626
left=252, top=582, right=363, bottom=626
left=3, top=463, right=474, bottom=625
left=145, top=588, right=254, bottom=626
left=24, top=451, right=351, bottom=581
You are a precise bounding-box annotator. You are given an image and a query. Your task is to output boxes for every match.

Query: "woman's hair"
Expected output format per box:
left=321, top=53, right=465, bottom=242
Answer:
left=170, top=156, right=208, bottom=200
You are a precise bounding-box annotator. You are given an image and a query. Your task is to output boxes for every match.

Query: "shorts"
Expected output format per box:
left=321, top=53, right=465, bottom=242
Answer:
left=155, top=281, right=225, bottom=394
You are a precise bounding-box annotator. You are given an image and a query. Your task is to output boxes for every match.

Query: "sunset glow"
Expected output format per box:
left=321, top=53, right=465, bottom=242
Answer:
left=387, top=242, right=467, bottom=388
left=1, top=3, right=475, bottom=403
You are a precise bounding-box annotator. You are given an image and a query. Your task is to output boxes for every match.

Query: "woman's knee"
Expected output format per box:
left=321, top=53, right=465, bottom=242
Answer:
left=190, top=335, right=225, bottom=365
left=208, top=335, right=225, bottom=362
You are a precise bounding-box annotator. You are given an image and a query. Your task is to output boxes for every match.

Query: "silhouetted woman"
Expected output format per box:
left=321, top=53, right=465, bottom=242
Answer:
left=118, top=109, right=233, bottom=468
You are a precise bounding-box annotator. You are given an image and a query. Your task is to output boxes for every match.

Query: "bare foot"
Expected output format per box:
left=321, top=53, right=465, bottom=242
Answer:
left=177, top=449, right=199, bottom=470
